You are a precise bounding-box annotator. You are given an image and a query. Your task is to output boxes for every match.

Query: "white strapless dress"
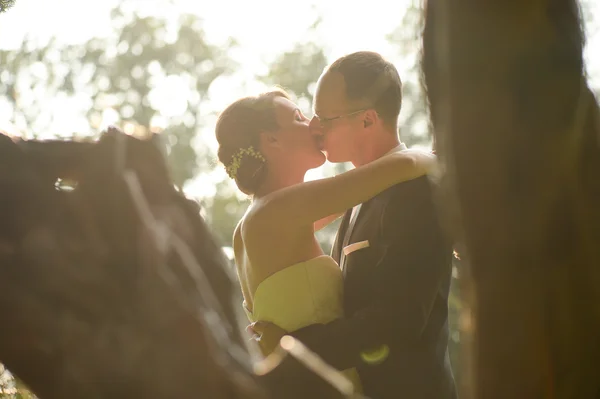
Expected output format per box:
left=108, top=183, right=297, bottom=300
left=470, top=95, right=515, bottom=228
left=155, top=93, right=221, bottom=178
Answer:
left=243, top=255, right=362, bottom=393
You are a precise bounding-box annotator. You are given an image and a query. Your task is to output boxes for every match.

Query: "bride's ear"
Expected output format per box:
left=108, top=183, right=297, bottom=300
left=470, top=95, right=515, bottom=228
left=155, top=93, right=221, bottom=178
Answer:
left=259, top=131, right=280, bottom=152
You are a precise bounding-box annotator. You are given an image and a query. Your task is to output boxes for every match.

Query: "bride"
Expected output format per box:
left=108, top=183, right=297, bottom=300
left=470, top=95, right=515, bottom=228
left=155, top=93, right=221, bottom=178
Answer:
left=215, top=89, right=435, bottom=391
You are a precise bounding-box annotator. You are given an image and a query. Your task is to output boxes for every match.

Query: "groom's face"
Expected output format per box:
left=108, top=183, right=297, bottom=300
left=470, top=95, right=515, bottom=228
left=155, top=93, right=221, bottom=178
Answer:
left=311, top=72, right=364, bottom=164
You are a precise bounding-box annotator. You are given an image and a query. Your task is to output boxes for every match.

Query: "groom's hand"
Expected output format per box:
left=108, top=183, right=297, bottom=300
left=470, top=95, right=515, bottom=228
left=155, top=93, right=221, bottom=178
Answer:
left=248, top=321, right=287, bottom=355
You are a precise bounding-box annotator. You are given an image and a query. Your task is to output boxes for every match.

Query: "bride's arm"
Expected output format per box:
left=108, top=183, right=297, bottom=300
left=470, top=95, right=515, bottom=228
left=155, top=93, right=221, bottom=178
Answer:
left=253, top=150, right=436, bottom=228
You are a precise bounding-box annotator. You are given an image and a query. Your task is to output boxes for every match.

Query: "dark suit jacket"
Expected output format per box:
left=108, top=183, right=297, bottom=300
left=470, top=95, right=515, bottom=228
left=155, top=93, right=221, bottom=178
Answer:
left=291, top=175, right=457, bottom=399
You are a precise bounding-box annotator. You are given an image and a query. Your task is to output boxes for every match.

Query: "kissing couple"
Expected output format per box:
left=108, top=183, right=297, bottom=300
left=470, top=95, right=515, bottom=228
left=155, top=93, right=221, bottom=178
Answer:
left=215, top=51, right=457, bottom=399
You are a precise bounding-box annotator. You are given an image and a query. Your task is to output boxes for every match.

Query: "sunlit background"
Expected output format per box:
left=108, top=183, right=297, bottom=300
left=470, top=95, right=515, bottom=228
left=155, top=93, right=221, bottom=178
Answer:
left=0, top=0, right=598, bottom=395
left=1, top=0, right=599, bottom=201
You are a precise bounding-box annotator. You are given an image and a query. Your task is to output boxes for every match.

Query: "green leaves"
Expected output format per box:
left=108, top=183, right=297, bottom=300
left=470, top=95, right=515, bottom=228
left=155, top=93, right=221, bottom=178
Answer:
left=261, top=42, right=328, bottom=110
left=0, top=0, right=15, bottom=13
left=0, top=3, right=234, bottom=186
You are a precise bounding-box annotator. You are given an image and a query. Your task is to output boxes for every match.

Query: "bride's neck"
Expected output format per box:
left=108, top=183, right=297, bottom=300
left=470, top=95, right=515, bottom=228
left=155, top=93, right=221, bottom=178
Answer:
left=253, top=169, right=306, bottom=199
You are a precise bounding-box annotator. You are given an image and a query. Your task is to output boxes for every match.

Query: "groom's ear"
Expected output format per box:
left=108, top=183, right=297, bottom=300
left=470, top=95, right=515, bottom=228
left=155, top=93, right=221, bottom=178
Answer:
left=363, top=109, right=378, bottom=129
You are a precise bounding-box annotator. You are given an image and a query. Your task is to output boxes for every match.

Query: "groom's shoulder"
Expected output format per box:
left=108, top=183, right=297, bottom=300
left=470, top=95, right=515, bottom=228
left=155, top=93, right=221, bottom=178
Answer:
left=379, top=176, right=443, bottom=235
left=386, top=174, right=436, bottom=204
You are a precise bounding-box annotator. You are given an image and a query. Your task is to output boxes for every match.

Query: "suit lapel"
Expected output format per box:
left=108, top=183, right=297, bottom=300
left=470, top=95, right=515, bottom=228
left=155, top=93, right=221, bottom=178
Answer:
left=334, top=144, right=408, bottom=268
left=339, top=204, right=362, bottom=268
left=331, top=208, right=353, bottom=264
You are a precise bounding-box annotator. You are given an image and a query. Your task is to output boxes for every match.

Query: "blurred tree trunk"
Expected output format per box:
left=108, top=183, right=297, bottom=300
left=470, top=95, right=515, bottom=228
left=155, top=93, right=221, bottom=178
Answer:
left=0, top=130, right=264, bottom=399
left=422, top=1, right=600, bottom=398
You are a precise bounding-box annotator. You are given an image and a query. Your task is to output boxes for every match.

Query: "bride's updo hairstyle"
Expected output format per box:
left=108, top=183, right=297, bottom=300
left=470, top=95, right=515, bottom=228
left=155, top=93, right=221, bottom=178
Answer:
left=216, top=89, right=290, bottom=195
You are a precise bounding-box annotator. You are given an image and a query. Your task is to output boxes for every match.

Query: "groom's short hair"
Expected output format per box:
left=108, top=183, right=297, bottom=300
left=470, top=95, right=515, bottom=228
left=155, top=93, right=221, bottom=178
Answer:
left=327, top=51, right=402, bottom=128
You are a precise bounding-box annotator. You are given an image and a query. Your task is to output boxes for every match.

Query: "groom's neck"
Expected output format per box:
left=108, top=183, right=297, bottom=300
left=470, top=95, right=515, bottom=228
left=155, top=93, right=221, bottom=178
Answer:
left=352, top=131, right=401, bottom=167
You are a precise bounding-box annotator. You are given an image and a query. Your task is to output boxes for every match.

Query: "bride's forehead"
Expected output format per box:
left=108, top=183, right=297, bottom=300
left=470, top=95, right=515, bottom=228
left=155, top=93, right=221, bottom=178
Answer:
left=273, top=96, right=298, bottom=112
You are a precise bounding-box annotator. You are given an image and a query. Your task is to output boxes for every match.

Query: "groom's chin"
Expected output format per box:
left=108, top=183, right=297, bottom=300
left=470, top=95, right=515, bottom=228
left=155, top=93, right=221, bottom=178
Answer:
left=322, top=151, right=335, bottom=163
left=324, top=154, right=348, bottom=164
left=315, top=152, right=327, bottom=168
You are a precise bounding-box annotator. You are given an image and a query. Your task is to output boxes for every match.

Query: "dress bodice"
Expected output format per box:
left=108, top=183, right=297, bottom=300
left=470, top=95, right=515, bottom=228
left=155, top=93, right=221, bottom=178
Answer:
left=244, top=255, right=344, bottom=330
left=243, top=255, right=362, bottom=393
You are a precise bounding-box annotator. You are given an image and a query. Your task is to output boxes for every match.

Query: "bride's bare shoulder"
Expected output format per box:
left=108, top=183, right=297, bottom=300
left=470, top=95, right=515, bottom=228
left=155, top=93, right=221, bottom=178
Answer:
left=239, top=202, right=273, bottom=240
left=242, top=190, right=287, bottom=224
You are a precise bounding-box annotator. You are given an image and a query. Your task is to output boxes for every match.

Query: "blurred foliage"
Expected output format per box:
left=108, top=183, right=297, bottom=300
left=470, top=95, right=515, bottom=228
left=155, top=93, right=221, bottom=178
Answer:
left=387, top=2, right=431, bottom=148
left=202, top=180, right=250, bottom=247
left=0, top=365, right=35, bottom=398
left=260, top=41, right=328, bottom=109
left=0, top=0, right=14, bottom=13
left=0, top=4, right=234, bottom=187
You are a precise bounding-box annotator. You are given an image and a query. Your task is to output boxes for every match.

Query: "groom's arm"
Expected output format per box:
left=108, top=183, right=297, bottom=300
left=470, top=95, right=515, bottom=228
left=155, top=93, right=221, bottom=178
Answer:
left=289, top=176, right=450, bottom=370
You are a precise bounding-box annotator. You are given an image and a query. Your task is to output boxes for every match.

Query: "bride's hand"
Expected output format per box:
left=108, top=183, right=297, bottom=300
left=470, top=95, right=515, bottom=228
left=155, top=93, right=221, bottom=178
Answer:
left=249, top=321, right=287, bottom=355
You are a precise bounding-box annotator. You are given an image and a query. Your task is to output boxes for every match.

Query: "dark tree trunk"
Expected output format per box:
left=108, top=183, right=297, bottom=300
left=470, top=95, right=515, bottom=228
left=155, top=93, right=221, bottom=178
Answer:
left=422, top=1, right=600, bottom=398
left=0, top=130, right=264, bottom=398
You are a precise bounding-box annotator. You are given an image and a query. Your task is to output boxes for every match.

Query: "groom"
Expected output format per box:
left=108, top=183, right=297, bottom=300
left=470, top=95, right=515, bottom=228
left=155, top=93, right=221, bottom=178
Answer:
left=252, top=51, right=456, bottom=399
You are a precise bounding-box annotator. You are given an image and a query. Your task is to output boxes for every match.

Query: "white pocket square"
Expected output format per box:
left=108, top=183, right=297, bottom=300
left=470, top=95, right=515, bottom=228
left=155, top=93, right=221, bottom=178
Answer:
left=343, top=240, right=370, bottom=256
